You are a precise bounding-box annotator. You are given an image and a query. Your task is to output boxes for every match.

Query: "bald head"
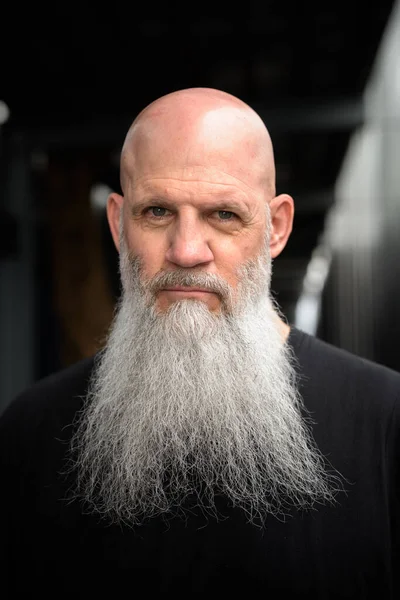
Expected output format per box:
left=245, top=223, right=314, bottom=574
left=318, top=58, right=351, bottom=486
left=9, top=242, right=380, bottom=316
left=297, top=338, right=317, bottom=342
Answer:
left=120, top=87, right=276, bottom=198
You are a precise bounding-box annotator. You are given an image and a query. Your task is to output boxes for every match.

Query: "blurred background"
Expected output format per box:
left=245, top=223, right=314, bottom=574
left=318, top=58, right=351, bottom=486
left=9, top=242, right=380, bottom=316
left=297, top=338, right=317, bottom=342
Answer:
left=1, top=1, right=399, bottom=414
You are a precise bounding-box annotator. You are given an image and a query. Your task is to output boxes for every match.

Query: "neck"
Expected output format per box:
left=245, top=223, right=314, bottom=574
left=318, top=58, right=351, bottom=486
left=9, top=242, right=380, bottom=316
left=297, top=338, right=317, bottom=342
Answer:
left=277, top=316, right=291, bottom=343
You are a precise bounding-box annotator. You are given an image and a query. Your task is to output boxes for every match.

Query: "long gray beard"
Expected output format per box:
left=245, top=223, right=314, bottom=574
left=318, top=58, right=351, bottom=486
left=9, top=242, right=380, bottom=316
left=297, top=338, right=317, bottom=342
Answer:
left=70, top=236, right=340, bottom=527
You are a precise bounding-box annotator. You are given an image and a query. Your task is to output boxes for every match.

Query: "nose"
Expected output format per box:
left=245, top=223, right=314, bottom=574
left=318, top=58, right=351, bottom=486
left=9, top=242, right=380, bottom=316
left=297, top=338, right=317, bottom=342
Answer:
left=165, top=218, right=214, bottom=268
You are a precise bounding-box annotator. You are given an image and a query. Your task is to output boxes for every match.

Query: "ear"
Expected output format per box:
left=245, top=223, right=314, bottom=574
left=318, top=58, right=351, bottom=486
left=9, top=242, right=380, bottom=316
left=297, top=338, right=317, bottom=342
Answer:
left=269, top=194, right=294, bottom=259
left=107, top=192, right=124, bottom=252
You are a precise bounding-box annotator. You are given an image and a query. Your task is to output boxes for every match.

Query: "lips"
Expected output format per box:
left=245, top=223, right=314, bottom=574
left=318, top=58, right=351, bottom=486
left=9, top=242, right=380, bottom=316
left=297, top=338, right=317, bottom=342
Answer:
left=162, top=287, right=212, bottom=293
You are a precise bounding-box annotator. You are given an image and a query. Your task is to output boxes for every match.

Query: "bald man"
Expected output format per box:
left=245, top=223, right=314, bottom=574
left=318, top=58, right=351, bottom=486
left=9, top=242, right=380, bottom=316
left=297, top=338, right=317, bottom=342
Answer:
left=1, top=88, right=399, bottom=600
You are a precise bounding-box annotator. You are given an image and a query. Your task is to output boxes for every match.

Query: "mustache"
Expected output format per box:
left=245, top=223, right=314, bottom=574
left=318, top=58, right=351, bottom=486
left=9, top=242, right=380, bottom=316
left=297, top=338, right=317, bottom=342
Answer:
left=135, top=264, right=234, bottom=304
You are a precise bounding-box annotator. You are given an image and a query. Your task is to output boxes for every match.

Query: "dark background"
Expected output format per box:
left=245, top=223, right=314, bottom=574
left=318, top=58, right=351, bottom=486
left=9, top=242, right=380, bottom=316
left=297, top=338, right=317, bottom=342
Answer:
left=1, top=2, right=399, bottom=413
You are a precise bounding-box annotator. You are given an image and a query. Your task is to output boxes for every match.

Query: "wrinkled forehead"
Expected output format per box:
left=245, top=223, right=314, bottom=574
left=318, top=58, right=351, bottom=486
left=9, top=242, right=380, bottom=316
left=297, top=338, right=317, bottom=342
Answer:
left=121, top=106, right=275, bottom=193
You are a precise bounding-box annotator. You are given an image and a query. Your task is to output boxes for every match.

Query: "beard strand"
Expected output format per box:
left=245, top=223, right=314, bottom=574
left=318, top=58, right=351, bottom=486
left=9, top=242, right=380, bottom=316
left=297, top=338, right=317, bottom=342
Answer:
left=68, top=238, right=342, bottom=527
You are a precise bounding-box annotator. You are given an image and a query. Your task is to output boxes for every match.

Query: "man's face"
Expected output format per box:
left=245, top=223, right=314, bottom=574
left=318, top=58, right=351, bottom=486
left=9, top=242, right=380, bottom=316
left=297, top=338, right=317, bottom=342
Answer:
left=120, top=108, right=270, bottom=314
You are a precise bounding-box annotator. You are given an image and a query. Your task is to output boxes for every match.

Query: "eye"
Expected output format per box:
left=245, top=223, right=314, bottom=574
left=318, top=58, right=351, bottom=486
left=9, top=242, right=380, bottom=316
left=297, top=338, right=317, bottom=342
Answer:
left=216, top=210, right=236, bottom=221
left=147, top=206, right=170, bottom=218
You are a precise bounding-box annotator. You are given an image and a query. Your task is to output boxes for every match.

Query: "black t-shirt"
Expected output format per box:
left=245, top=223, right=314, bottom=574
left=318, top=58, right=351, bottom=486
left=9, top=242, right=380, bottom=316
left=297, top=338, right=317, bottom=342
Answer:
left=1, top=327, right=399, bottom=599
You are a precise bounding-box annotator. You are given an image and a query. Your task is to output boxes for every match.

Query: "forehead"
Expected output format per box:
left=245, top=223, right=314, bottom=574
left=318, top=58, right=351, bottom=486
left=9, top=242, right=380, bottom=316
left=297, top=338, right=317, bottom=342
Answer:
left=132, top=164, right=258, bottom=192
left=127, top=168, right=266, bottom=217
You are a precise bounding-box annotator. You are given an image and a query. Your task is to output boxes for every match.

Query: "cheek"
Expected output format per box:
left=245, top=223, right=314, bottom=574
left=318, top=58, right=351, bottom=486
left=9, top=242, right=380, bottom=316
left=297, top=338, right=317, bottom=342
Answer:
left=215, top=251, right=244, bottom=289
left=241, top=232, right=267, bottom=264
left=126, top=231, right=167, bottom=278
left=225, top=236, right=264, bottom=266
left=218, top=236, right=265, bottom=286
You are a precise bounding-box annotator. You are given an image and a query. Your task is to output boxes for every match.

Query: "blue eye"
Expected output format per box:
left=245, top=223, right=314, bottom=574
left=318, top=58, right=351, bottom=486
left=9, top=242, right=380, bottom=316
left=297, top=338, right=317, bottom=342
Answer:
left=149, top=207, right=167, bottom=217
left=218, top=210, right=235, bottom=220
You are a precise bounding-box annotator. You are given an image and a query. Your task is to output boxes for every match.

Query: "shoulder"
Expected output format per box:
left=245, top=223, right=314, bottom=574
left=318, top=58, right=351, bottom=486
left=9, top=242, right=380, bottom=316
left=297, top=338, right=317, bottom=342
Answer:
left=290, top=327, right=400, bottom=415
left=291, top=326, right=400, bottom=388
